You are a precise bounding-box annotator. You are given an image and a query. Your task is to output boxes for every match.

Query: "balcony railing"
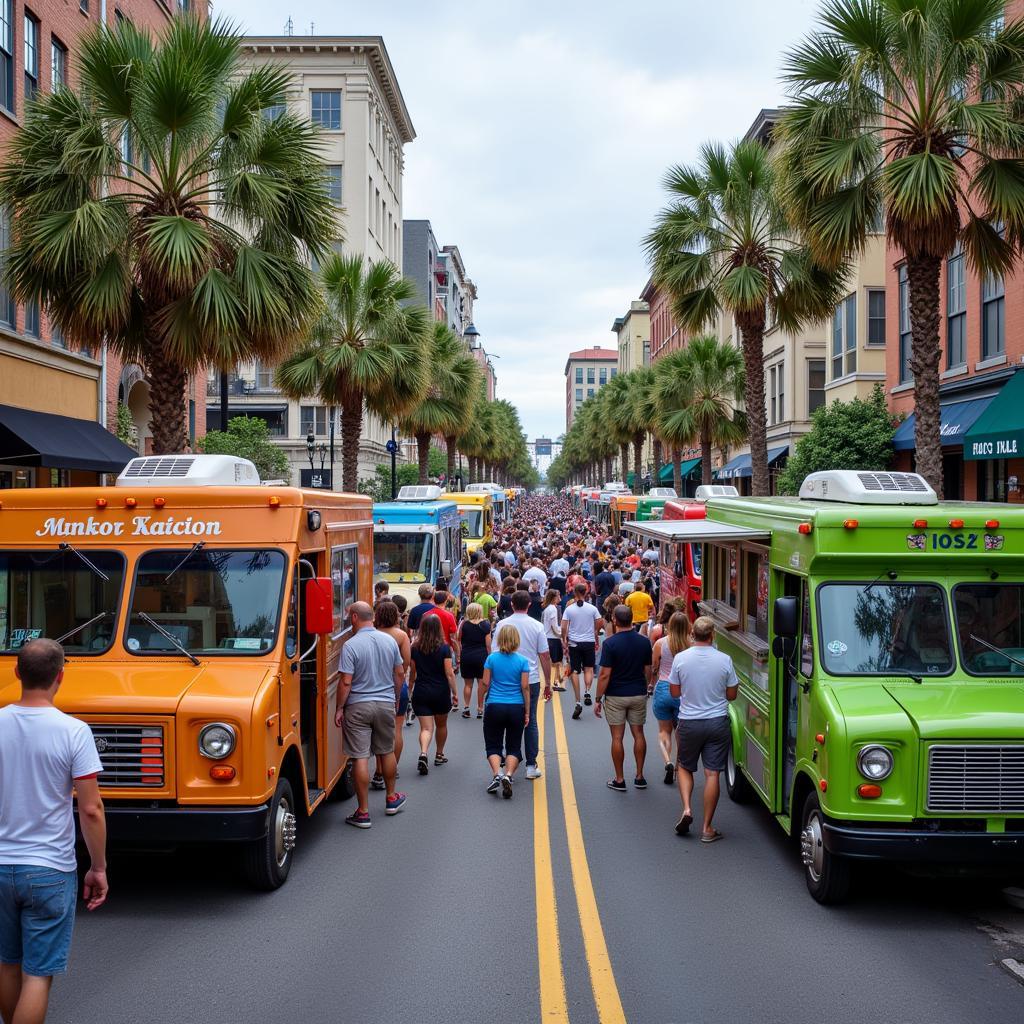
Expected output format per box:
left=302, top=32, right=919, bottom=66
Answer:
left=205, top=375, right=278, bottom=397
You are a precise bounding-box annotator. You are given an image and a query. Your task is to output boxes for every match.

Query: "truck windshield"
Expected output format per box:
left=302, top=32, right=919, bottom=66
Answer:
left=818, top=582, right=953, bottom=677
left=460, top=510, right=483, bottom=538
left=126, top=549, right=285, bottom=655
left=374, top=534, right=434, bottom=582
left=954, top=583, right=1024, bottom=676
left=0, top=550, right=124, bottom=655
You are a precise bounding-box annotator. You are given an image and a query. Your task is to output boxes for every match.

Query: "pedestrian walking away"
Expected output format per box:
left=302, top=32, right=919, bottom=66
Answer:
left=541, top=589, right=566, bottom=690
left=503, top=590, right=551, bottom=780
left=669, top=616, right=738, bottom=842
left=0, top=639, right=108, bottom=1024
left=480, top=625, right=531, bottom=798
left=458, top=603, right=492, bottom=719
left=594, top=605, right=653, bottom=790
left=651, top=611, right=690, bottom=785
left=561, top=583, right=603, bottom=716
left=409, top=615, right=458, bottom=774
left=335, top=603, right=407, bottom=828
left=370, top=600, right=412, bottom=792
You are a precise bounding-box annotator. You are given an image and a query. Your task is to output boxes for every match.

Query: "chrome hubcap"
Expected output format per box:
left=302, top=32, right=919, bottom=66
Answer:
left=800, top=811, right=824, bottom=882
left=726, top=748, right=736, bottom=789
left=274, top=797, right=297, bottom=868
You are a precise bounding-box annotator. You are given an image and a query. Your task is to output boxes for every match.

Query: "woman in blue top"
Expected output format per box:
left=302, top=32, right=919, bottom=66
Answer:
left=480, top=624, right=530, bottom=799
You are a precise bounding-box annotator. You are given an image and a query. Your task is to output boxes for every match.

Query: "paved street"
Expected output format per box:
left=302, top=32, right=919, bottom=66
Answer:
left=49, top=692, right=1023, bottom=1024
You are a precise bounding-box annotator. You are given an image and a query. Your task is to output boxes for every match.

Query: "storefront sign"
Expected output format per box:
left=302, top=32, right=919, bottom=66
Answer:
left=968, top=438, right=1019, bottom=458
left=35, top=516, right=223, bottom=538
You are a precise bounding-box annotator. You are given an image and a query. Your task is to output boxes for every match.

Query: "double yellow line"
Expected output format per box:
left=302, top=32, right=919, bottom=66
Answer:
left=533, top=692, right=627, bottom=1023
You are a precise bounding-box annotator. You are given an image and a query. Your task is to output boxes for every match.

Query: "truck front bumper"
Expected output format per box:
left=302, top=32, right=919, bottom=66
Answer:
left=83, top=803, right=271, bottom=844
left=822, top=821, right=1024, bottom=864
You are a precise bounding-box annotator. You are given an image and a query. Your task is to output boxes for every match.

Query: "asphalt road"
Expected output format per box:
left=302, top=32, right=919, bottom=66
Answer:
left=50, top=691, right=1024, bottom=1024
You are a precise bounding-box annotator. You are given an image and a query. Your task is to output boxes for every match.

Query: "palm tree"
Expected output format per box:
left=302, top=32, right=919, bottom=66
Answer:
left=645, top=140, right=848, bottom=495
left=602, top=373, right=636, bottom=485
left=277, top=255, right=430, bottom=491
left=0, top=17, right=337, bottom=454
left=654, top=336, right=746, bottom=486
left=628, top=367, right=657, bottom=492
left=400, top=323, right=480, bottom=483
left=777, top=0, right=1024, bottom=496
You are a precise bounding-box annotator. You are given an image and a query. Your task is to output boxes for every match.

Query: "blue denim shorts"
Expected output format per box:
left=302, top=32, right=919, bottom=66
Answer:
left=0, top=865, right=78, bottom=976
left=652, top=680, right=681, bottom=722
left=397, top=683, right=409, bottom=717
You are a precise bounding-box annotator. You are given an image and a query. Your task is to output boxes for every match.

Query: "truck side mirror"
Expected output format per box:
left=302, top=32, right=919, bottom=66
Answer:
left=773, top=596, right=798, bottom=639
left=304, top=578, right=334, bottom=635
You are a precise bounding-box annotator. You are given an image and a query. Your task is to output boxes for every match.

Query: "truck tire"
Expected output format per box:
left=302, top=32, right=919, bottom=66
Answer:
left=799, top=791, right=852, bottom=905
left=243, top=778, right=296, bottom=891
left=725, top=741, right=754, bottom=804
left=329, top=760, right=355, bottom=802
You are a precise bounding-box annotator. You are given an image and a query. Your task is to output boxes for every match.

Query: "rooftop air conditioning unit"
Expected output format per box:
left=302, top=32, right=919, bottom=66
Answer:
left=647, top=487, right=678, bottom=498
left=695, top=485, right=739, bottom=502
left=799, top=470, right=937, bottom=505
left=397, top=485, right=443, bottom=501
left=116, top=455, right=260, bottom=487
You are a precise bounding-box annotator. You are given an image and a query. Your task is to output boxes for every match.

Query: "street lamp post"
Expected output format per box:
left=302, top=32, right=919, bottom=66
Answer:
left=389, top=424, right=398, bottom=500
left=317, top=443, right=328, bottom=487
left=306, top=432, right=316, bottom=487
left=328, top=406, right=336, bottom=492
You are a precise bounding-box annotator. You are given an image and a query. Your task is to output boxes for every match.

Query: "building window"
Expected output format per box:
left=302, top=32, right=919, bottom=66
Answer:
left=311, top=90, right=341, bottom=130
left=898, top=264, right=912, bottom=383
left=262, top=102, right=285, bottom=121
left=23, top=12, right=38, bottom=101
left=254, top=360, right=274, bottom=391
left=807, top=358, right=825, bottom=415
left=768, top=364, right=782, bottom=425
left=325, top=165, right=342, bottom=204
left=575, top=367, right=583, bottom=384
left=946, top=244, right=966, bottom=368
left=586, top=367, right=595, bottom=384
left=24, top=298, right=39, bottom=338
left=831, top=293, right=857, bottom=379
left=575, top=388, right=583, bottom=402
left=599, top=368, right=607, bottom=385
left=51, top=319, right=66, bottom=349
left=587, top=388, right=594, bottom=397
left=867, top=289, right=886, bottom=345
left=610, top=368, right=617, bottom=378
left=300, top=405, right=328, bottom=436
left=178, top=0, right=190, bottom=10
left=982, top=270, right=1005, bottom=359
left=50, top=36, right=66, bottom=90
left=0, top=0, right=13, bottom=114
left=79, top=0, right=87, bottom=11
left=978, top=458, right=1009, bottom=502
left=0, top=210, right=14, bottom=326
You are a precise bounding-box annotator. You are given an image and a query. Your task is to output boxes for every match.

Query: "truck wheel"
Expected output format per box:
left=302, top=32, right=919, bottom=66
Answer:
left=725, top=742, right=754, bottom=804
left=329, top=760, right=355, bottom=802
left=243, top=778, right=296, bottom=891
left=799, top=791, right=851, bottom=905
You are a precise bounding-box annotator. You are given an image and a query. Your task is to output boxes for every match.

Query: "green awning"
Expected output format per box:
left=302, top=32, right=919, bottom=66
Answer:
left=963, top=372, right=1024, bottom=461
left=657, top=457, right=701, bottom=482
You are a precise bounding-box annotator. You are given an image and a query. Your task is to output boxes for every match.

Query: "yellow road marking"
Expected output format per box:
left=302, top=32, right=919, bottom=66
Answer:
left=534, top=697, right=570, bottom=1022
left=550, top=694, right=628, bottom=1024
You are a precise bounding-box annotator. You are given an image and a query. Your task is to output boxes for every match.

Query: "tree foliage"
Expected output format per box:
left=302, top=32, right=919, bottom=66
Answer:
left=358, top=446, right=447, bottom=502
left=776, top=386, right=898, bottom=495
left=198, top=416, right=291, bottom=481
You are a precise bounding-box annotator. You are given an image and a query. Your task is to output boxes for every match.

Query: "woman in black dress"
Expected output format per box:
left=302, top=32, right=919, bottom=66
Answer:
left=458, top=602, right=492, bottom=720
left=409, top=614, right=457, bottom=774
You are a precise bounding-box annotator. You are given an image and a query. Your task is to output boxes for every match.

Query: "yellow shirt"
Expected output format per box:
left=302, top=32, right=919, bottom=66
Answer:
left=625, top=590, right=654, bottom=624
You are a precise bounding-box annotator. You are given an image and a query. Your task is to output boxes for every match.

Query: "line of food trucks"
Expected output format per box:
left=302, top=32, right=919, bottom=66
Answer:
left=1, top=458, right=1020, bottom=902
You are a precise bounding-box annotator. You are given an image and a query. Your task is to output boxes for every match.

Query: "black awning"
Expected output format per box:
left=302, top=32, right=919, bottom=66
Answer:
left=0, top=403, right=138, bottom=474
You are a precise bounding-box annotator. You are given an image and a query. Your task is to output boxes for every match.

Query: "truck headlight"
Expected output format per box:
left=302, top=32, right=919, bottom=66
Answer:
left=198, top=723, right=236, bottom=760
left=857, top=745, right=893, bottom=781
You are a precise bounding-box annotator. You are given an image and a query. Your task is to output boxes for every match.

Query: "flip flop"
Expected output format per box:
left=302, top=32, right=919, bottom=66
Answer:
left=700, top=829, right=723, bottom=844
left=674, top=812, right=693, bottom=836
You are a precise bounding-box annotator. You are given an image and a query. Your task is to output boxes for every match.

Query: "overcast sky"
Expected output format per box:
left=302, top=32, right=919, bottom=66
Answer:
left=219, top=0, right=821, bottom=442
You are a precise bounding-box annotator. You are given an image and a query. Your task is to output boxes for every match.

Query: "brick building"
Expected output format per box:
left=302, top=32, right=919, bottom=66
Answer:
left=564, top=347, right=617, bottom=430
left=0, top=0, right=204, bottom=489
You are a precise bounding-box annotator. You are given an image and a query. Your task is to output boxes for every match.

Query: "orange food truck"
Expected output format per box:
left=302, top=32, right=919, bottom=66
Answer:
left=0, top=454, right=372, bottom=889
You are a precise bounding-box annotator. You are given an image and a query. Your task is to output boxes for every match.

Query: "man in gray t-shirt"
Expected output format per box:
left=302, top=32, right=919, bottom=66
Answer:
left=668, top=617, right=738, bottom=844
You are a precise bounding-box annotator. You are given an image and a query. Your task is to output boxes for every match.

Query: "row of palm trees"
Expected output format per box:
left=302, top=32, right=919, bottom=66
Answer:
left=547, top=335, right=745, bottom=492
left=0, top=17, right=538, bottom=492
left=636, top=0, right=1024, bottom=498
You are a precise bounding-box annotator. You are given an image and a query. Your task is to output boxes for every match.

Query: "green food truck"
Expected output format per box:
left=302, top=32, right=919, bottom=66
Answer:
left=643, top=470, right=1024, bottom=904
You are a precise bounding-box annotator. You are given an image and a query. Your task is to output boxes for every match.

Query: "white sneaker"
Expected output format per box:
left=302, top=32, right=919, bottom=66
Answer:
left=486, top=775, right=501, bottom=794
left=525, top=765, right=542, bottom=780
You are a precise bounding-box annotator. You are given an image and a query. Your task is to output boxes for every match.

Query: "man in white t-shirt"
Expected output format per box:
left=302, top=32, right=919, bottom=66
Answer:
left=522, top=559, right=548, bottom=594
left=504, top=591, right=552, bottom=782
left=0, top=639, right=108, bottom=1024
left=669, top=617, right=738, bottom=844
left=561, top=583, right=604, bottom=718
left=549, top=550, right=570, bottom=578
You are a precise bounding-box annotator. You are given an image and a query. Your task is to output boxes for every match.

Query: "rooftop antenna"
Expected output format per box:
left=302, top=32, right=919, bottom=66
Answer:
left=283, top=16, right=293, bottom=36
left=310, top=21, right=315, bottom=34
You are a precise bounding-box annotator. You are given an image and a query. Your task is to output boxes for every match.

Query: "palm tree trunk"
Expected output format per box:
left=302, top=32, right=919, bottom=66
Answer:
left=652, top=438, right=663, bottom=484
left=672, top=446, right=682, bottom=496
left=468, top=455, right=476, bottom=485
left=445, top=435, right=457, bottom=485
left=907, top=255, right=944, bottom=497
left=340, top=396, right=363, bottom=493
left=700, top=426, right=712, bottom=485
left=146, top=345, right=188, bottom=454
left=633, top=434, right=644, bottom=494
left=416, top=433, right=431, bottom=484
left=604, top=455, right=613, bottom=484
left=737, top=309, right=769, bottom=497
left=619, top=443, right=629, bottom=485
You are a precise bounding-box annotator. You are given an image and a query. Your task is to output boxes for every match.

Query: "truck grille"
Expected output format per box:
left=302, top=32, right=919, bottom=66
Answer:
left=88, top=725, right=165, bottom=788
left=926, top=745, right=1024, bottom=813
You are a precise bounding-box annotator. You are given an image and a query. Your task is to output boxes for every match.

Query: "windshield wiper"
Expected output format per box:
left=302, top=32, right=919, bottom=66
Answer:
left=55, top=611, right=112, bottom=646
left=163, top=542, right=205, bottom=582
left=969, top=633, right=1024, bottom=673
left=864, top=569, right=897, bottom=594
left=58, top=543, right=109, bottom=582
left=137, top=612, right=200, bottom=666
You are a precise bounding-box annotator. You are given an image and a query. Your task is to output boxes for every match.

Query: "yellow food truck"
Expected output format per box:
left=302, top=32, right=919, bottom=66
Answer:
left=443, top=491, right=494, bottom=557
left=0, top=454, right=372, bottom=890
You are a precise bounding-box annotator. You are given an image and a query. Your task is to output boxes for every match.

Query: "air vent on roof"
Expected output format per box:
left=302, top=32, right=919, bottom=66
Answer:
left=647, top=487, right=678, bottom=498
left=397, top=485, right=443, bottom=501
left=799, top=470, right=937, bottom=505
left=116, top=454, right=260, bottom=487
left=120, top=457, right=195, bottom=479
left=694, top=485, right=739, bottom=502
